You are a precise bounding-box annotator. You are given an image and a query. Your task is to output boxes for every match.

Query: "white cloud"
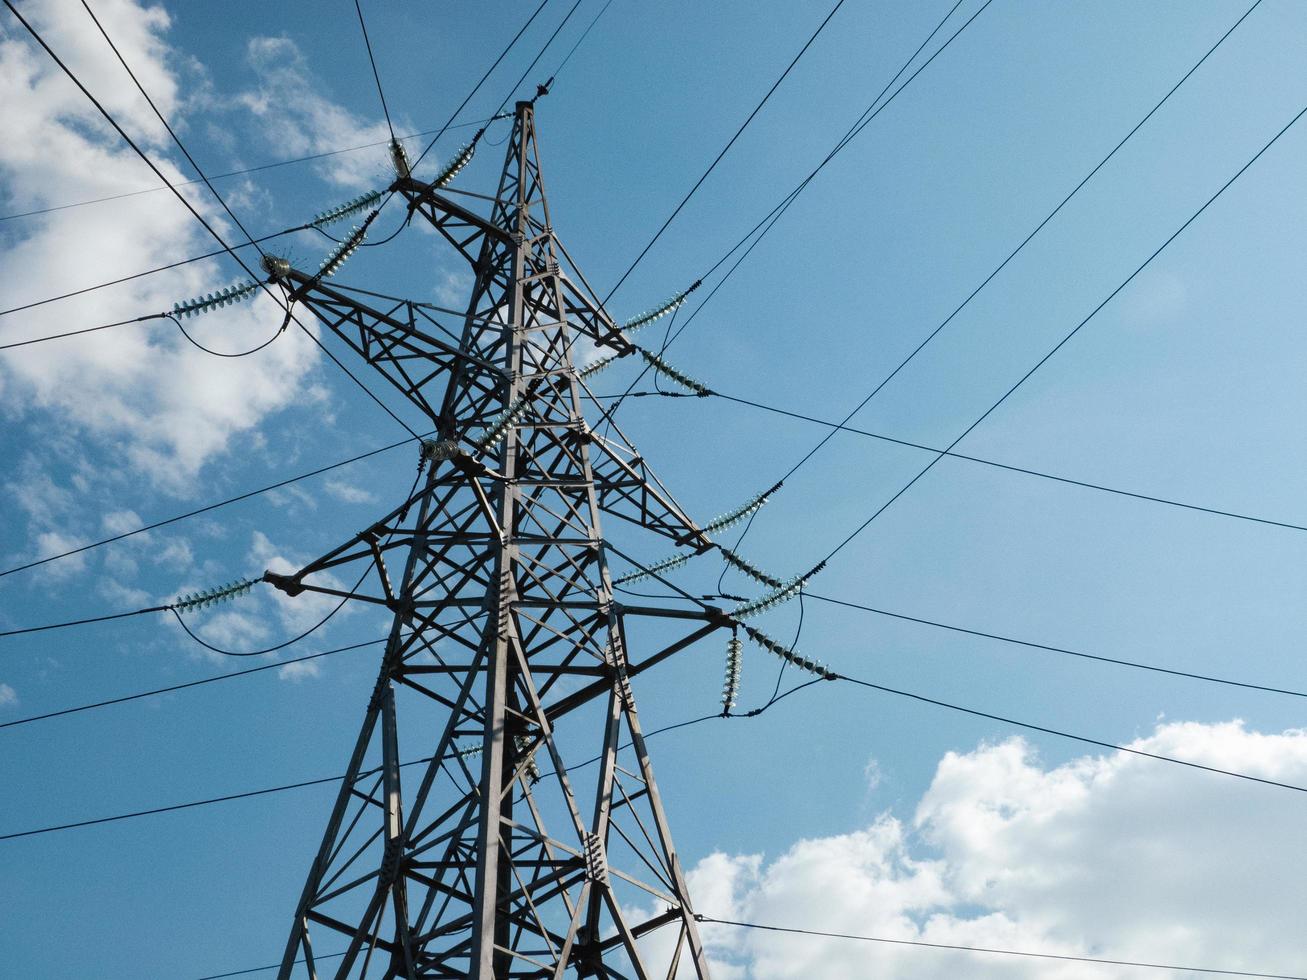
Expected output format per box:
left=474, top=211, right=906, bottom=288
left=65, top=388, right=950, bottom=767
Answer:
left=0, top=0, right=323, bottom=495
left=235, top=35, right=395, bottom=190
left=323, top=479, right=375, bottom=504
left=277, top=658, right=320, bottom=682
left=30, top=530, right=87, bottom=578
left=433, top=268, right=470, bottom=307
left=659, top=720, right=1307, bottom=979
left=101, top=509, right=145, bottom=535
left=0, top=683, right=17, bottom=708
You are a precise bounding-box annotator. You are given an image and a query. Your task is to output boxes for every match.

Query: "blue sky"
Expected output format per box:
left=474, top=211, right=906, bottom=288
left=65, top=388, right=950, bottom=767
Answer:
left=2, top=1, right=1306, bottom=977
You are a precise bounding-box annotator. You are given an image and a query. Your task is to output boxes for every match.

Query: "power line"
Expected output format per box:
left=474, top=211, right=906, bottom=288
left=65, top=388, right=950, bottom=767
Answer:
left=7, top=649, right=1307, bottom=844
left=829, top=668, right=1307, bottom=795
left=489, top=0, right=584, bottom=117
left=0, top=118, right=493, bottom=226
left=626, top=0, right=1261, bottom=569
left=551, top=0, right=614, bottom=81
left=0, top=638, right=384, bottom=731
left=353, top=0, right=396, bottom=143
left=709, top=389, right=1307, bottom=535
left=0, top=707, right=734, bottom=842
left=698, top=916, right=1307, bottom=980
left=4, top=1, right=268, bottom=297
left=406, top=0, right=552, bottom=175
left=83, top=0, right=430, bottom=434
left=819, top=99, right=1307, bottom=566
left=0, top=606, right=166, bottom=639
left=0, top=223, right=307, bottom=320
left=805, top=591, right=1307, bottom=699
left=0, top=313, right=164, bottom=351
left=8, top=0, right=422, bottom=440
left=0, top=756, right=431, bottom=843
left=0, top=430, right=430, bottom=580
left=80, top=0, right=273, bottom=269
left=591, top=0, right=990, bottom=430
left=739, top=0, right=1266, bottom=497
left=600, top=0, right=851, bottom=306
left=195, top=952, right=347, bottom=980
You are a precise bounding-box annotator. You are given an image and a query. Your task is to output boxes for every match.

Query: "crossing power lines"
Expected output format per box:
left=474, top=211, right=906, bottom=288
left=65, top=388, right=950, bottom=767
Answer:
left=2, top=1, right=1305, bottom=977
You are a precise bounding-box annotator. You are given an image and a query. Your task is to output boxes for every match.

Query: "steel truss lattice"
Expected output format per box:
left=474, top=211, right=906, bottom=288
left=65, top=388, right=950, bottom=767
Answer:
left=264, top=100, right=723, bottom=979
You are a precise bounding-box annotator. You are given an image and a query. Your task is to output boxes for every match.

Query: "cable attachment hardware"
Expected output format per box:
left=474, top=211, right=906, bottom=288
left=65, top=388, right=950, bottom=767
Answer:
left=172, top=578, right=258, bottom=612
left=262, top=571, right=304, bottom=597
left=514, top=736, right=542, bottom=785
left=701, top=480, right=784, bottom=536
left=583, top=832, right=608, bottom=883
left=732, top=561, right=825, bottom=620
left=432, top=141, right=476, bottom=190
left=612, top=552, right=691, bottom=586
left=390, top=138, right=412, bottom=179
left=311, top=189, right=384, bottom=228
left=621, top=279, right=702, bottom=332
left=741, top=624, right=836, bottom=680
left=419, top=439, right=462, bottom=471
left=261, top=254, right=292, bottom=280
left=380, top=837, right=403, bottom=883
left=722, top=633, right=743, bottom=713
left=636, top=348, right=711, bottom=397
left=172, top=280, right=260, bottom=318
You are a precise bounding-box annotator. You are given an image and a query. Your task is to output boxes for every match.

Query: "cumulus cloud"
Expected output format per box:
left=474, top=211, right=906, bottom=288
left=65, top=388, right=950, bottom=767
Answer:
left=0, top=683, right=17, bottom=708
left=654, top=720, right=1307, bottom=979
left=0, top=0, right=323, bottom=495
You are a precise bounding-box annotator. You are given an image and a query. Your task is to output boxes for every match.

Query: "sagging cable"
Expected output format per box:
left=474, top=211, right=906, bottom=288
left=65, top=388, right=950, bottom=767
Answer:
left=622, top=279, right=702, bottom=332
left=702, top=480, right=783, bottom=536
left=732, top=561, right=826, bottom=620
left=637, top=348, right=711, bottom=396
left=742, top=624, right=836, bottom=680
left=613, top=552, right=691, bottom=586
left=717, top=546, right=784, bottom=589
left=722, top=633, right=743, bottom=713
left=171, top=280, right=260, bottom=318
left=171, top=578, right=259, bottom=613
left=311, top=189, right=384, bottom=228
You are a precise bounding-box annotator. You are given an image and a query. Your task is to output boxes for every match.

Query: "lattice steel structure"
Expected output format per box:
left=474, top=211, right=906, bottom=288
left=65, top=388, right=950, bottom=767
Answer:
left=262, top=100, right=726, bottom=978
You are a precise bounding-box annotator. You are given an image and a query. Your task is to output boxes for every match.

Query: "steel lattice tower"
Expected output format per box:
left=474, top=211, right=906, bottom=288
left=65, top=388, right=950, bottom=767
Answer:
left=262, top=100, right=723, bottom=978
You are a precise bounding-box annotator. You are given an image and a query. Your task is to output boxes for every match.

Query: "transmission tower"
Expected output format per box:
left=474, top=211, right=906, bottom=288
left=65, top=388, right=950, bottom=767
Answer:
left=262, top=100, right=725, bottom=978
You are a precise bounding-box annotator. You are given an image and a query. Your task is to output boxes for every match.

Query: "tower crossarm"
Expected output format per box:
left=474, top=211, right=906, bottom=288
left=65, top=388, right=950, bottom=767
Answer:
left=268, top=265, right=504, bottom=424
left=583, top=427, right=711, bottom=549
left=395, top=176, right=649, bottom=363
left=393, top=174, right=513, bottom=268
